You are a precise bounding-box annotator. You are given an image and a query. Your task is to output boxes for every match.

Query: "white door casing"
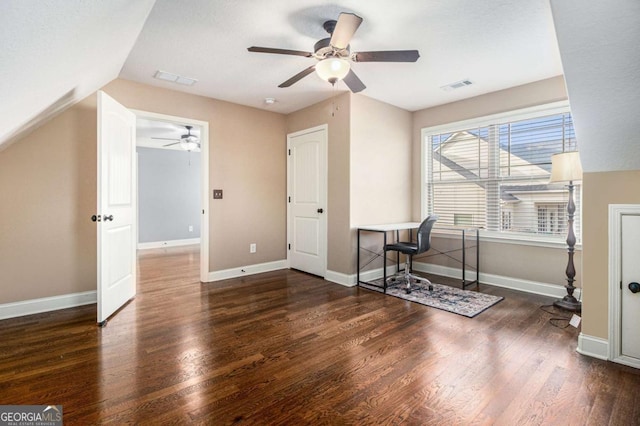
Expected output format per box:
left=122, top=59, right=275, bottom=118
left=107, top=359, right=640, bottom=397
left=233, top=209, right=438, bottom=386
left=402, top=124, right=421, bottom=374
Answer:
left=609, top=204, right=640, bottom=368
left=97, top=91, right=137, bottom=325
left=130, top=109, right=210, bottom=283
left=287, top=125, right=327, bottom=277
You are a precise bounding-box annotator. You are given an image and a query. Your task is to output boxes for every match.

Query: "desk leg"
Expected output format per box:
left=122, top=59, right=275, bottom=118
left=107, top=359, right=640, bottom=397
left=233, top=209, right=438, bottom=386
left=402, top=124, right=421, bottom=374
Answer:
left=357, top=229, right=361, bottom=287
left=395, top=230, right=400, bottom=272
left=462, top=229, right=466, bottom=288
left=476, top=229, right=480, bottom=289
left=383, top=231, right=387, bottom=293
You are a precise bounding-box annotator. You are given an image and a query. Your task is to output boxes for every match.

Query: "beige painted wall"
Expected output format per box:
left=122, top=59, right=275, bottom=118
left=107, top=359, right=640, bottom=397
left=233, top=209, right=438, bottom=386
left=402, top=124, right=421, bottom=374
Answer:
left=0, top=97, right=97, bottom=303
left=101, top=79, right=287, bottom=271
left=285, top=93, right=351, bottom=275
left=410, top=76, right=579, bottom=285
left=0, top=78, right=287, bottom=304
left=285, top=93, right=413, bottom=276
left=581, top=170, right=640, bottom=339
left=350, top=94, right=413, bottom=274
left=350, top=94, right=413, bottom=226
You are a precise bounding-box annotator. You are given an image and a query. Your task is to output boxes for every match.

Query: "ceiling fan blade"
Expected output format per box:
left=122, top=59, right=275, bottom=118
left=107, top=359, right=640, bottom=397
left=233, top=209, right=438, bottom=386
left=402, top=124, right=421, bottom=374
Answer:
left=163, top=142, right=181, bottom=147
left=248, top=46, right=313, bottom=57
left=152, top=137, right=180, bottom=141
left=330, top=13, right=363, bottom=49
left=278, top=65, right=316, bottom=88
left=354, top=50, right=420, bottom=62
left=343, top=69, right=366, bottom=93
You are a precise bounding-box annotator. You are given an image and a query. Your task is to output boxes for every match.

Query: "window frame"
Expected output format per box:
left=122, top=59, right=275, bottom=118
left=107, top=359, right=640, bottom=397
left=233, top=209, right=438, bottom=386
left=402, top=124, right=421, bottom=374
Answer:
left=421, top=100, right=582, bottom=249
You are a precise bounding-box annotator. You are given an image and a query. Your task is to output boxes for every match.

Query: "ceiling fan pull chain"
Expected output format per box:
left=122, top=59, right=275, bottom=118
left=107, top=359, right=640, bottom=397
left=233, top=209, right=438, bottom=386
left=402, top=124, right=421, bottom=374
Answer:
left=332, top=82, right=337, bottom=117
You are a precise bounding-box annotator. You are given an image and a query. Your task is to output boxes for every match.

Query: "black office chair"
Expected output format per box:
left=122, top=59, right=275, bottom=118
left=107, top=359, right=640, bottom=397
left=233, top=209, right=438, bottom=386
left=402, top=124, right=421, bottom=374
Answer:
left=385, top=215, right=438, bottom=294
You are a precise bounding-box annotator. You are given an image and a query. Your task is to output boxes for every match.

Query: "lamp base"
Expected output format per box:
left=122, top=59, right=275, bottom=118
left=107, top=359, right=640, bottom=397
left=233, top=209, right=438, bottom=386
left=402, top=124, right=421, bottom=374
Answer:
left=553, top=295, right=582, bottom=312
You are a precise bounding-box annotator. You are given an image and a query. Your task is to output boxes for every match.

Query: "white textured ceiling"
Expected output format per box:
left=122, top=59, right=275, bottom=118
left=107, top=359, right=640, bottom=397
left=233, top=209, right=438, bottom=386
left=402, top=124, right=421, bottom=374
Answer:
left=0, top=0, right=156, bottom=150
left=550, top=0, right=640, bottom=172
left=121, top=0, right=564, bottom=114
left=1, top=0, right=564, bottom=151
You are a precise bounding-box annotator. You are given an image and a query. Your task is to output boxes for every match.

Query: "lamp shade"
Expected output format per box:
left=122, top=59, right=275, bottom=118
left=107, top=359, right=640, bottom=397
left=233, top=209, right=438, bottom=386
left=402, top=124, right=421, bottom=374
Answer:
left=315, top=57, right=350, bottom=83
left=549, top=151, right=583, bottom=183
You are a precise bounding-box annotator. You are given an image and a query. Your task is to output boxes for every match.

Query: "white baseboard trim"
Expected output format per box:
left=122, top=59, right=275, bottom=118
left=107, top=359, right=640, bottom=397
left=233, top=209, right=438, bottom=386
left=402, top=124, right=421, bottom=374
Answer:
left=325, top=265, right=403, bottom=288
left=207, top=260, right=287, bottom=282
left=328, top=261, right=583, bottom=301
left=577, top=333, right=609, bottom=360
left=325, top=270, right=355, bottom=287
left=138, top=238, right=200, bottom=250
left=0, top=291, right=97, bottom=320
left=324, top=265, right=403, bottom=287
left=412, top=262, right=582, bottom=300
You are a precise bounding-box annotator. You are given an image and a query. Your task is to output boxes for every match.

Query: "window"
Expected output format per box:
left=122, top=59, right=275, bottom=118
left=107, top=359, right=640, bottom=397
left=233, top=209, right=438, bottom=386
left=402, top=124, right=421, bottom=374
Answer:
left=501, top=211, right=512, bottom=231
left=423, top=103, right=581, bottom=243
left=454, top=213, right=474, bottom=226
left=537, top=203, right=566, bottom=235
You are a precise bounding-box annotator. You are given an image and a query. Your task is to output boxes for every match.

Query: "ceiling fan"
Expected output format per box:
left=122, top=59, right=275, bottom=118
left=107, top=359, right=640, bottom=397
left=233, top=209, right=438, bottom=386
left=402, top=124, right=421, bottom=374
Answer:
left=247, top=12, right=420, bottom=93
left=152, top=125, right=200, bottom=151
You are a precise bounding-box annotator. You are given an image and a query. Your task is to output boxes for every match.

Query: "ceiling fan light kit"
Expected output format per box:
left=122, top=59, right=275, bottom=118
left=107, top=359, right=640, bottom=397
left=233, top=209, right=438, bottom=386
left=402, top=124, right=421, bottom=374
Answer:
left=315, top=57, right=350, bottom=84
left=152, top=125, right=200, bottom=151
left=247, top=12, right=419, bottom=93
left=180, top=136, right=198, bottom=151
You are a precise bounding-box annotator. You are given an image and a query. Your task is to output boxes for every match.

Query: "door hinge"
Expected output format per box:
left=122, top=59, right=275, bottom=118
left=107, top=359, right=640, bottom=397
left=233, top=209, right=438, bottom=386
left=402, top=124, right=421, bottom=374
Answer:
left=288, top=149, right=291, bottom=155
left=288, top=196, right=291, bottom=203
left=621, top=280, right=623, bottom=289
left=202, top=209, right=205, bottom=214
left=288, top=243, right=291, bottom=250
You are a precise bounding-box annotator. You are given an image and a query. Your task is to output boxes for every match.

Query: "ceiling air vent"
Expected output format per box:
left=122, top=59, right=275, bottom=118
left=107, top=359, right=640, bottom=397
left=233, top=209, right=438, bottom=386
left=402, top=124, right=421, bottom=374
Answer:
left=154, top=70, right=198, bottom=86
left=440, top=79, right=473, bottom=92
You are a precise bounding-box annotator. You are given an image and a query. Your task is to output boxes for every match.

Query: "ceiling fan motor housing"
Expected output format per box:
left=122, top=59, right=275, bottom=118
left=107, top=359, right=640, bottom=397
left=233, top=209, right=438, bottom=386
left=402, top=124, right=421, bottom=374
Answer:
left=313, top=38, right=349, bottom=59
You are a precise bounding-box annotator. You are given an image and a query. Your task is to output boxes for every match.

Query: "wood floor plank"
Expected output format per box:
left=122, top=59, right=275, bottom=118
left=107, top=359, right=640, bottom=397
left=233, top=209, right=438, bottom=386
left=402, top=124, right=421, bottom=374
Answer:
left=1, top=245, right=640, bottom=425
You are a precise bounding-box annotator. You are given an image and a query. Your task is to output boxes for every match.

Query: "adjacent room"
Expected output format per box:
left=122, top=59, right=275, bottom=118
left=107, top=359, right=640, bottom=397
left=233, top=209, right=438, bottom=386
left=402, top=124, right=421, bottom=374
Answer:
left=1, top=0, right=639, bottom=424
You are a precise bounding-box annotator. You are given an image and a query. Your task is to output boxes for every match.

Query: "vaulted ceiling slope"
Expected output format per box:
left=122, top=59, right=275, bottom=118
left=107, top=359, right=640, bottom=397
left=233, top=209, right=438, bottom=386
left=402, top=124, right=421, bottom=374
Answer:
left=0, top=0, right=156, bottom=151
left=1, top=0, right=564, bottom=150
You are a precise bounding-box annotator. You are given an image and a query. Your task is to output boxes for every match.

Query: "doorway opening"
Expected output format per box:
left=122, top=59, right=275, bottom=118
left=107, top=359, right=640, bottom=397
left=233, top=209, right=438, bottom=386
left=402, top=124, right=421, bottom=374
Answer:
left=133, top=110, right=210, bottom=282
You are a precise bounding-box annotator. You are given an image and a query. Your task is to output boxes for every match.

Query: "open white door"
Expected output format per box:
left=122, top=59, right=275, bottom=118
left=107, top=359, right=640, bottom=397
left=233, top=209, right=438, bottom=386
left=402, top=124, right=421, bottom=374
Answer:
left=96, top=91, right=137, bottom=326
left=621, top=214, right=640, bottom=361
left=287, top=125, right=327, bottom=277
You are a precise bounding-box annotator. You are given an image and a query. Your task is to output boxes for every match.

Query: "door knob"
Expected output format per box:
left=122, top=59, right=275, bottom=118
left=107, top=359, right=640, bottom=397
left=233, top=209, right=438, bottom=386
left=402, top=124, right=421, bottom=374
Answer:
left=91, top=215, right=101, bottom=222
left=104, top=215, right=114, bottom=222
left=317, top=208, right=324, bottom=213
left=629, top=282, right=640, bottom=294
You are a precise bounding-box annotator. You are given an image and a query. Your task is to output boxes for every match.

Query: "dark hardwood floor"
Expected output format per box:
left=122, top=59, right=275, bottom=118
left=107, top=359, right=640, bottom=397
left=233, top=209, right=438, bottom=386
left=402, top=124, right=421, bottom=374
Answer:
left=1, top=246, right=639, bottom=425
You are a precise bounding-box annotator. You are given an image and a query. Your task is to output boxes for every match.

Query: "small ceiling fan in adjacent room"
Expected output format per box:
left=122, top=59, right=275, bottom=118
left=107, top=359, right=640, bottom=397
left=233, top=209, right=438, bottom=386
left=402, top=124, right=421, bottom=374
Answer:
left=152, top=125, right=200, bottom=151
left=247, top=12, right=420, bottom=93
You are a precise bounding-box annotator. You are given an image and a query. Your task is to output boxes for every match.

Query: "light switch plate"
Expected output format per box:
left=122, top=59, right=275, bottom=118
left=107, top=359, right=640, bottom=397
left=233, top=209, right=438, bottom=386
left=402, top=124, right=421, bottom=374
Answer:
left=213, top=189, right=223, bottom=199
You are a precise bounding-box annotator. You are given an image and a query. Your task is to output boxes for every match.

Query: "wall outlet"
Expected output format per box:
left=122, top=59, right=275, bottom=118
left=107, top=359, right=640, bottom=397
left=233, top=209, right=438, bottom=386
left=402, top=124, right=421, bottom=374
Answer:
left=250, top=243, right=256, bottom=253
left=188, top=225, right=193, bottom=232
left=213, top=189, right=223, bottom=199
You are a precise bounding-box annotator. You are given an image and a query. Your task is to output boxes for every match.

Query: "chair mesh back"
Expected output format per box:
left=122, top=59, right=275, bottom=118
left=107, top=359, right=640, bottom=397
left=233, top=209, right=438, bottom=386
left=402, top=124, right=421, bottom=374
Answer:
left=416, top=215, right=438, bottom=254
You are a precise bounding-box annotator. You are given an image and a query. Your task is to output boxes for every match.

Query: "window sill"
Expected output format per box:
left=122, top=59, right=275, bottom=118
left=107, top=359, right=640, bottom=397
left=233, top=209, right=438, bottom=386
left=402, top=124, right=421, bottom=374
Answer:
left=431, top=228, right=582, bottom=250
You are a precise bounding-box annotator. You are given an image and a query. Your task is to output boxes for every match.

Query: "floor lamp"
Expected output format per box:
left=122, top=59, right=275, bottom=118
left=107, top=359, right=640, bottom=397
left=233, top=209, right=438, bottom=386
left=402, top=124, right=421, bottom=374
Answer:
left=549, top=151, right=583, bottom=312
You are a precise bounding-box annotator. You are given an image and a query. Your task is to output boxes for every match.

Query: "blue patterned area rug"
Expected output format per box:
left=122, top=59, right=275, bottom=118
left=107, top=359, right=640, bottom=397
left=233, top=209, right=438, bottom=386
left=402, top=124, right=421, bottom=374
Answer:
left=360, top=278, right=503, bottom=318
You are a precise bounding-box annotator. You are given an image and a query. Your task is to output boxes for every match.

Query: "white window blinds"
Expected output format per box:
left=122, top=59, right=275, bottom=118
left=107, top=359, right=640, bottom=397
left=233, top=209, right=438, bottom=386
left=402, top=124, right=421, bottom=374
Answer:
left=425, top=109, right=580, bottom=241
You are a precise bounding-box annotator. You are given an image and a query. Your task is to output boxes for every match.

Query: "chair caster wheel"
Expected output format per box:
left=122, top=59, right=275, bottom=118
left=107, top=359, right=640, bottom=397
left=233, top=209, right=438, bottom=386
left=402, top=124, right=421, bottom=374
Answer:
left=429, top=285, right=433, bottom=291
left=406, top=289, right=412, bottom=294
